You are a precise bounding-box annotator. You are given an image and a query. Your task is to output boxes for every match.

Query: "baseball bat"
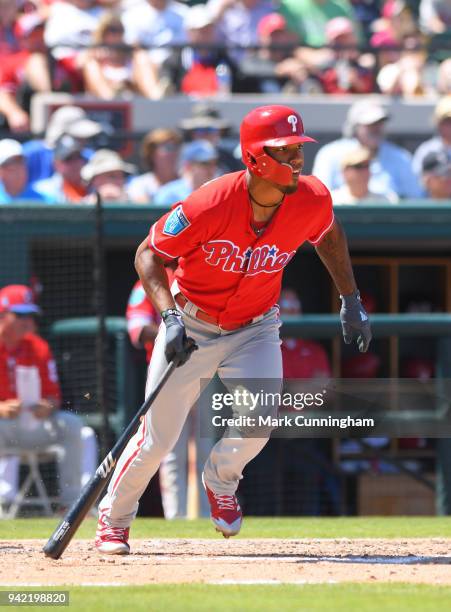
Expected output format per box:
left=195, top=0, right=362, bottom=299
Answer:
left=43, top=360, right=177, bottom=559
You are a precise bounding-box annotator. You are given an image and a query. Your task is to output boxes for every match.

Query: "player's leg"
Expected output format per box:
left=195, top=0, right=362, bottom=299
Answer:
left=203, top=309, right=283, bottom=536
left=159, top=415, right=190, bottom=519
left=97, top=315, right=222, bottom=549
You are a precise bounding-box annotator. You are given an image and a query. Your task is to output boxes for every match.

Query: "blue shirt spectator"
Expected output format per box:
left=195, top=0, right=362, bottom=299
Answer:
left=0, top=139, right=49, bottom=204
left=412, top=97, right=451, bottom=180
left=23, top=106, right=102, bottom=183
left=154, top=139, right=218, bottom=207
left=312, top=99, right=422, bottom=198
left=33, top=135, right=88, bottom=203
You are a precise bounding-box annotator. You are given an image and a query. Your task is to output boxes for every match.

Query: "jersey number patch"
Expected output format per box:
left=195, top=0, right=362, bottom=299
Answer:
left=163, top=205, right=191, bottom=236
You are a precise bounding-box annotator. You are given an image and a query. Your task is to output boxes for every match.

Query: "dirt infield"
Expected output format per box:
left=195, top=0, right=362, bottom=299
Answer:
left=2, top=539, right=451, bottom=585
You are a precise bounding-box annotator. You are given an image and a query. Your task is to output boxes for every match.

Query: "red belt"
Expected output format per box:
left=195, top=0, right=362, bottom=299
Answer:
left=175, top=293, right=260, bottom=331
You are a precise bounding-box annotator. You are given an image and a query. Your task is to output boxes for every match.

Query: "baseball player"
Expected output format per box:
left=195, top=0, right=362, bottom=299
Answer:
left=95, top=105, right=372, bottom=554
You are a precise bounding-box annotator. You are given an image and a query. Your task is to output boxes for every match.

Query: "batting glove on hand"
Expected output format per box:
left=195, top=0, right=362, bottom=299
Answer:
left=340, top=290, right=372, bottom=353
left=162, top=310, right=198, bottom=367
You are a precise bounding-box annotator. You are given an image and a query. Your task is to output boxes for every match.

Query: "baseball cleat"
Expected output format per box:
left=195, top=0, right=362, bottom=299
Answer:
left=95, top=515, right=130, bottom=555
left=202, top=474, right=242, bottom=538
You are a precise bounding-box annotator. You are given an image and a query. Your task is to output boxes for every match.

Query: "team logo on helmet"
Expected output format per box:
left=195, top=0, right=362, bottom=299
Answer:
left=287, top=115, right=298, bottom=133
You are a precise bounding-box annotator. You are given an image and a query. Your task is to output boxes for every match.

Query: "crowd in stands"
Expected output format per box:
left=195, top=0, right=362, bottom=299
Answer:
left=0, top=1, right=451, bottom=122
left=0, top=1, right=450, bottom=204
left=0, top=96, right=450, bottom=205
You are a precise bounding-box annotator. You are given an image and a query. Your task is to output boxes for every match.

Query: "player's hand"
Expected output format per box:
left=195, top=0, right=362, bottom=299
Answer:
left=340, top=290, right=372, bottom=353
left=163, top=311, right=198, bottom=367
left=32, top=400, right=56, bottom=419
left=0, top=399, right=21, bottom=419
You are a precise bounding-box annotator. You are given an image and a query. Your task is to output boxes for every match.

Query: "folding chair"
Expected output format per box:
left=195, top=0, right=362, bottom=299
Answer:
left=0, top=446, right=63, bottom=519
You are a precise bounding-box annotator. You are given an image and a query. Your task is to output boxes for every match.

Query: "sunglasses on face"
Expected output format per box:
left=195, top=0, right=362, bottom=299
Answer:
left=193, top=127, right=219, bottom=135
left=349, top=162, right=370, bottom=170
left=157, top=142, right=179, bottom=153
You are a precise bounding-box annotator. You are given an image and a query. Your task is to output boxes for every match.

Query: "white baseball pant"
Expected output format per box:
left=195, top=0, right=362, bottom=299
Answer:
left=98, top=305, right=283, bottom=528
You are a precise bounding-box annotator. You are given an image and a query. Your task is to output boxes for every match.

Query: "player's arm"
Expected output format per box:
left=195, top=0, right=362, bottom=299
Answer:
left=315, top=219, right=372, bottom=353
left=314, top=218, right=356, bottom=296
left=135, top=238, right=175, bottom=313
left=134, top=238, right=197, bottom=366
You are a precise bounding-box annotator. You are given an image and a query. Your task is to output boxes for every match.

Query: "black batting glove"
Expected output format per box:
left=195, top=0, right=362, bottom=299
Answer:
left=340, top=290, right=372, bottom=353
left=161, top=309, right=198, bottom=367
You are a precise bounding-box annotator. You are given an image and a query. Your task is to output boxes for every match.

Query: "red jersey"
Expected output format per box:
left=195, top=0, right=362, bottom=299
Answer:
left=0, top=333, right=61, bottom=401
left=148, top=171, right=334, bottom=327
left=282, top=338, right=331, bottom=379
left=126, top=280, right=160, bottom=362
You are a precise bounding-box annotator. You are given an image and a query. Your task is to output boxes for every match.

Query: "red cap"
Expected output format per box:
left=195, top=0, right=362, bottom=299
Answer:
left=0, top=285, right=41, bottom=315
left=257, top=13, right=287, bottom=39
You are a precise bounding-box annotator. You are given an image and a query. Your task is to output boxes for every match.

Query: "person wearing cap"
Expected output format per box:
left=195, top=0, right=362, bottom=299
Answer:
left=331, top=147, right=399, bottom=204
left=32, top=135, right=88, bottom=203
left=153, top=139, right=218, bottom=207
left=159, top=4, right=236, bottom=97
left=238, top=12, right=309, bottom=94
left=420, top=150, right=451, bottom=199
left=0, top=139, right=49, bottom=204
left=22, top=105, right=105, bottom=185
left=412, top=97, right=451, bottom=182
left=312, top=98, right=422, bottom=198
left=128, top=129, right=182, bottom=203
left=81, top=148, right=136, bottom=203
left=0, top=12, right=52, bottom=134
left=179, top=102, right=240, bottom=173
left=0, top=284, right=88, bottom=511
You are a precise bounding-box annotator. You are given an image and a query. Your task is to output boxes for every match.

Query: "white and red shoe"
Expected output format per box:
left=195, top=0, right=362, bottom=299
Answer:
left=95, top=514, right=130, bottom=555
left=202, top=475, right=242, bottom=538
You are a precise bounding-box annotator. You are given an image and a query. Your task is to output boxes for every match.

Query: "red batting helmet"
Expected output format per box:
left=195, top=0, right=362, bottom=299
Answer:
left=240, top=105, right=316, bottom=185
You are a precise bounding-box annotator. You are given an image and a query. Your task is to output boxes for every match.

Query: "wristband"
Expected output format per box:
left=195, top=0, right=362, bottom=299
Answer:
left=340, top=290, right=361, bottom=302
left=161, top=308, right=181, bottom=321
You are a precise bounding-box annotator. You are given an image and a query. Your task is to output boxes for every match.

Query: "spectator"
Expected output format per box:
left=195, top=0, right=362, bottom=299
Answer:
left=153, top=139, right=218, bottom=206
left=412, top=96, right=451, bottom=178
left=127, top=128, right=182, bottom=203
left=23, top=105, right=104, bottom=184
left=81, top=148, right=136, bottom=203
left=279, top=0, right=359, bottom=48
left=0, top=284, right=95, bottom=511
left=420, top=150, right=451, bottom=199
left=32, top=135, right=88, bottom=203
left=331, top=146, right=399, bottom=204
left=207, top=0, right=275, bottom=60
left=419, top=0, right=451, bottom=35
left=160, top=5, right=237, bottom=96
left=44, top=0, right=104, bottom=68
left=179, top=102, right=240, bottom=172
left=0, top=139, right=49, bottom=203
left=312, top=98, right=422, bottom=198
left=314, top=17, right=375, bottom=94
left=238, top=12, right=310, bottom=94
left=83, top=12, right=163, bottom=99
left=0, top=13, right=52, bottom=134
left=374, top=0, right=418, bottom=43
left=122, top=0, right=188, bottom=67
left=374, top=33, right=435, bottom=97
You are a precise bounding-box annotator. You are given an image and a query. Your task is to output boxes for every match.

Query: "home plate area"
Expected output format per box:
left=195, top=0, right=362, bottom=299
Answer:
left=2, top=539, right=451, bottom=585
